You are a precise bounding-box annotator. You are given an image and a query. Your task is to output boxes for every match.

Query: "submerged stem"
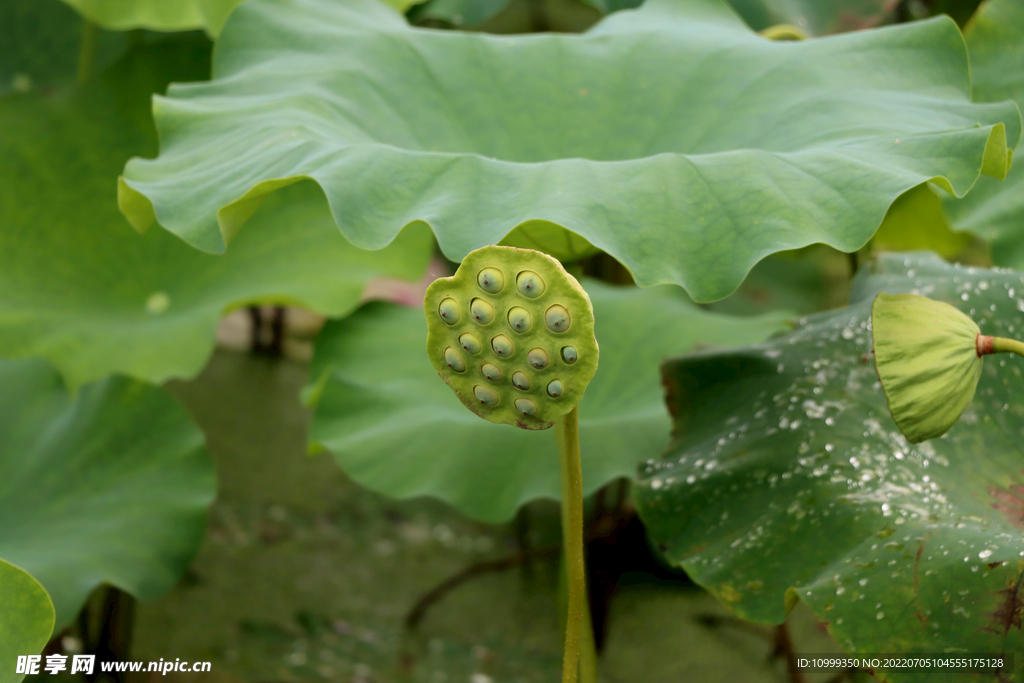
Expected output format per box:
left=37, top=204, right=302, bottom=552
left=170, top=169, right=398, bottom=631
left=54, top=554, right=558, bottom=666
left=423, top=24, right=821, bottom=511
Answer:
left=557, top=406, right=586, bottom=683
left=77, top=20, right=98, bottom=85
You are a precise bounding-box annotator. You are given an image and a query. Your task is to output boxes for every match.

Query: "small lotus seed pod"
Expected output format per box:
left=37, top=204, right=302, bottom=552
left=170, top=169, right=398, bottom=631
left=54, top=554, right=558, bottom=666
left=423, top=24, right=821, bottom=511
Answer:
left=438, top=298, right=460, bottom=325
left=481, top=363, right=502, bottom=382
left=507, top=306, right=532, bottom=333
left=470, top=298, right=494, bottom=324
left=474, top=385, right=500, bottom=406
left=514, top=398, right=538, bottom=416
left=561, top=346, right=578, bottom=364
left=517, top=271, right=546, bottom=298
left=459, top=333, right=482, bottom=355
left=872, top=292, right=983, bottom=443
left=528, top=348, right=549, bottom=369
left=546, top=305, right=570, bottom=333
left=511, top=371, right=531, bottom=390
left=477, top=268, right=504, bottom=294
left=444, top=347, right=466, bottom=373
left=491, top=334, right=514, bottom=357
left=547, top=380, right=563, bottom=398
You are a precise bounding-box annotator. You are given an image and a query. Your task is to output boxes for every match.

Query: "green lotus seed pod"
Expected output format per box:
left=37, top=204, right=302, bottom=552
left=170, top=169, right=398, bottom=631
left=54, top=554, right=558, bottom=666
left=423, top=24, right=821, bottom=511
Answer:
left=514, top=398, right=538, bottom=416
left=474, top=385, right=500, bottom=406
left=425, top=245, right=599, bottom=429
left=477, top=268, right=504, bottom=294
left=508, top=306, right=532, bottom=333
left=444, top=347, right=466, bottom=373
left=491, top=334, right=514, bottom=357
left=516, top=270, right=546, bottom=298
left=470, top=298, right=494, bottom=324
left=512, top=371, right=531, bottom=390
left=872, top=292, right=983, bottom=444
left=438, top=298, right=460, bottom=325
left=546, top=305, right=570, bottom=333
left=459, top=333, right=482, bottom=355
left=561, top=346, right=577, bottom=364
left=481, top=363, right=502, bottom=382
left=528, top=348, right=549, bottom=369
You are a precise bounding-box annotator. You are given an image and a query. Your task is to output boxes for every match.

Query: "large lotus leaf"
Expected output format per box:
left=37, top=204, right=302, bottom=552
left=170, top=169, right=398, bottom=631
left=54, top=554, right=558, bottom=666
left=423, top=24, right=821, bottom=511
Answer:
left=118, top=0, right=1018, bottom=303
left=306, top=279, right=788, bottom=522
left=0, top=559, right=54, bottom=683
left=0, top=37, right=433, bottom=391
left=0, top=358, right=214, bottom=628
left=945, top=0, right=1024, bottom=269
left=635, top=252, right=1024, bottom=679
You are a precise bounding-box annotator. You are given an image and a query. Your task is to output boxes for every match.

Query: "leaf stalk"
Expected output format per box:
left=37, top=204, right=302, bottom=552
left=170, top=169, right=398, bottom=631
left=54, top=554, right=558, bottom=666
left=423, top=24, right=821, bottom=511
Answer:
left=557, top=406, right=587, bottom=683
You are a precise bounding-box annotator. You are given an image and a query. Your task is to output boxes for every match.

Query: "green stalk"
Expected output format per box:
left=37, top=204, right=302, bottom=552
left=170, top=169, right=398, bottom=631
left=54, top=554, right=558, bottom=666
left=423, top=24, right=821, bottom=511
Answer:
left=557, top=406, right=587, bottom=683
left=992, top=337, right=1024, bottom=358
left=77, top=20, right=98, bottom=85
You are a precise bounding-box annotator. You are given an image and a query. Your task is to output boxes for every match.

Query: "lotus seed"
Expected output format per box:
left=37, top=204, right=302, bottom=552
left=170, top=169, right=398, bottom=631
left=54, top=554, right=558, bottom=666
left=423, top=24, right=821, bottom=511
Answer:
left=474, top=385, right=500, bottom=406
left=438, top=298, right=460, bottom=325
left=477, top=268, right=504, bottom=294
left=512, top=371, right=531, bottom=390
left=481, top=363, right=502, bottom=382
left=514, top=398, right=538, bottom=416
left=470, top=298, right=494, bottom=324
left=528, top=348, right=549, bottom=369
left=546, top=305, right=571, bottom=332
left=491, top=334, right=514, bottom=357
left=507, top=306, right=532, bottom=333
left=444, top=347, right=466, bottom=373
left=547, top=380, right=563, bottom=398
left=561, top=346, right=578, bottom=364
left=459, top=333, right=482, bottom=355
left=516, top=271, right=546, bottom=298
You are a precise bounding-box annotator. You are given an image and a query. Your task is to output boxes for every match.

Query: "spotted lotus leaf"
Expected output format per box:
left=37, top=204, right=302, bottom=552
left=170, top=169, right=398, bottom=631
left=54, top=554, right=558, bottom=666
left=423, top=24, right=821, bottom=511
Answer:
left=425, top=246, right=598, bottom=430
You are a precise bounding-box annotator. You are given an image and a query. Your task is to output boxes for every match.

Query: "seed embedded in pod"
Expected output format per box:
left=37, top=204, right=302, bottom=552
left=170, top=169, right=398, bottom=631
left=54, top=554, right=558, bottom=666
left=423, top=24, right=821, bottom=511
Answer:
left=474, top=385, right=500, bottom=406
left=547, top=380, right=563, bottom=398
left=491, top=334, right=514, bottom=357
left=516, top=271, right=546, bottom=298
left=528, top=348, right=549, bottom=369
left=512, top=371, right=530, bottom=390
left=470, top=298, right=494, bottom=324
left=507, top=306, right=532, bottom=333
left=546, top=305, right=571, bottom=332
left=477, top=268, right=504, bottom=294
left=438, top=298, right=460, bottom=325
left=459, top=333, right=482, bottom=355
left=514, top=398, right=538, bottom=416
left=561, top=346, right=578, bottom=364
left=481, top=363, right=502, bottom=382
left=444, top=347, right=466, bottom=373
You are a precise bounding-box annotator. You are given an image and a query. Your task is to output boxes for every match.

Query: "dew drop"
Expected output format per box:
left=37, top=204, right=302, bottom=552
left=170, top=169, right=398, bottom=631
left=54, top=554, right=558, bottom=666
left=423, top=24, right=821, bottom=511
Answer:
left=459, top=333, right=482, bottom=355
left=473, top=385, right=499, bottom=406
left=491, top=334, right=514, bottom=357
left=477, top=268, right=504, bottom=294
left=438, top=297, right=460, bottom=324
left=512, top=371, right=530, bottom=390
left=470, top=298, right=494, bottom=324
left=507, top=306, right=532, bottom=333
left=481, top=363, right=502, bottom=382
left=528, top=348, right=549, bottom=369
left=444, top=347, right=466, bottom=373
left=146, top=291, right=170, bottom=314
left=545, top=305, right=571, bottom=332
left=516, top=271, right=546, bottom=298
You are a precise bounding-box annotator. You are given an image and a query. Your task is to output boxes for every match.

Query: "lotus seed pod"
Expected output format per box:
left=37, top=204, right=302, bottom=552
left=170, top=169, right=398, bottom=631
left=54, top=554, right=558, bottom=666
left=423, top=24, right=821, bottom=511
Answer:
left=438, top=298, right=460, bottom=325
left=424, top=245, right=599, bottom=429
left=516, top=270, right=546, bottom=298
left=470, top=298, right=494, bottom=324
left=871, top=292, right=983, bottom=443
left=491, top=334, right=514, bottom=357
left=512, top=371, right=531, bottom=390
left=477, top=268, right=504, bottom=293
left=444, top=347, right=466, bottom=373
left=459, top=333, right=482, bottom=355
left=528, top=348, right=549, bottom=369
left=508, top=306, right=532, bottom=333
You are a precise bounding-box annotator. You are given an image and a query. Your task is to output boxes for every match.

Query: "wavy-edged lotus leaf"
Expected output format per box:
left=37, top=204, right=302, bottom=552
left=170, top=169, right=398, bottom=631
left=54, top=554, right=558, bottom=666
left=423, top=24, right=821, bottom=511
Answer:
left=0, top=559, right=54, bottom=683
left=945, top=0, right=1024, bottom=268
left=58, top=0, right=245, bottom=35
left=0, top=37, right=432, bottom=390
left=635, top=252, right=1024, bottom=677
left=425, top=246, right=598, bottom=430
left=0, top=358, right=214, bottom=628
left=872, top=292, right=983, bottom=443
left=307, top=280, right=788, bottom=522
left=118, top=0, right=1018, bottom=302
